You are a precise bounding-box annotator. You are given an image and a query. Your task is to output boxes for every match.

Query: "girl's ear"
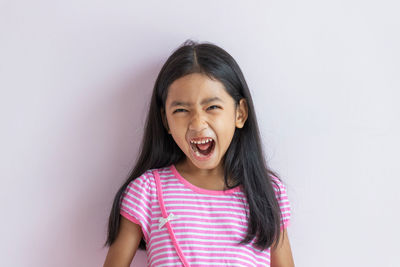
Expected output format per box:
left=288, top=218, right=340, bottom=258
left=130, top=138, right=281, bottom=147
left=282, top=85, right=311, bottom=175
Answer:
left=160, top=108, right=171, bottom=134
left=235, top=98, right=248, bottom=129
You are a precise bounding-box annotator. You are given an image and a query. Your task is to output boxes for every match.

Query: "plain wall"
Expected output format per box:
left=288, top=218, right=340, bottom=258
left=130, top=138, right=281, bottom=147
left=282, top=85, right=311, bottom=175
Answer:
left=1, top=0, right=399, bottom=266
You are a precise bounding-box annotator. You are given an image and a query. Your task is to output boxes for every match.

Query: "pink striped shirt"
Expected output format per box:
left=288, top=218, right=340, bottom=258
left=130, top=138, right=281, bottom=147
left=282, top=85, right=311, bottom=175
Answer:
left=120, top=164, right=291, bottom=267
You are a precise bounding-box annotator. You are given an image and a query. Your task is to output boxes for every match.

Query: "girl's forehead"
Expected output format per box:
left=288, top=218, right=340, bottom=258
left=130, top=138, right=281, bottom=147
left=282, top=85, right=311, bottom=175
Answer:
left=166, top=73, right=232, bottom=105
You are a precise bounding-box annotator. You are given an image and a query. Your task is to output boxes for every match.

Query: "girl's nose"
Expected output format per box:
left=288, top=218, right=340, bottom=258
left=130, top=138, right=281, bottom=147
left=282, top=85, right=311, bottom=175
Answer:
left=188, top=113, right=207, bottom=131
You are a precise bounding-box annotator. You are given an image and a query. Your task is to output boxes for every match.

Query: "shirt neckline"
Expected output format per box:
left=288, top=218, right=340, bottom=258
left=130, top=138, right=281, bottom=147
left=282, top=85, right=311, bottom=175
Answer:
left=169, top=164, right=242, bottom=196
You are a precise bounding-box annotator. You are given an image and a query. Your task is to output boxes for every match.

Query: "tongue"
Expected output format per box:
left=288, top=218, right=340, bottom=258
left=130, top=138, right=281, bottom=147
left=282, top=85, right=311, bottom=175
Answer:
left=196, top=142, right=211, bottom=151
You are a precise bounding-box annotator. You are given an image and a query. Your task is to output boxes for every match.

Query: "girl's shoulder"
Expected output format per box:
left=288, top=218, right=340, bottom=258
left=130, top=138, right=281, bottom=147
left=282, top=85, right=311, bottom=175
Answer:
left=126, top=169, right=155, bottom=190
left=269, top=174, right=289, bottom=197
left=127, top=165, right=171, bottom=187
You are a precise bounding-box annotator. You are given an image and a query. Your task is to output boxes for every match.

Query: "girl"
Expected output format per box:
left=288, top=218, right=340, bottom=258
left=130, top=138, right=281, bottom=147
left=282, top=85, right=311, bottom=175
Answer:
left=103, top=40, right=294, bottom=267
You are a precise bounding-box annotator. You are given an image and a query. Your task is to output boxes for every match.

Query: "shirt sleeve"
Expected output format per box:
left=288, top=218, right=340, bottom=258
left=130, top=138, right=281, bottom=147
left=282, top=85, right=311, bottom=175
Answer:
left=270, top=175, right=292, bottom=230
left=119, top=172, right=153, bottom=242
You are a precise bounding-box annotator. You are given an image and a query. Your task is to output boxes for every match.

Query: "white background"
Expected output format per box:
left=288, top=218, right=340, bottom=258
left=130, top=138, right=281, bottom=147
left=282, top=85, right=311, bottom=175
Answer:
left=1, top=0, right=399, bottom=266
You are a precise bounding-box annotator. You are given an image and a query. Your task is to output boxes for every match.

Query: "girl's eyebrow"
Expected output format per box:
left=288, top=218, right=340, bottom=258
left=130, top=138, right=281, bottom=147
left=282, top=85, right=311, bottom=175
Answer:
left=169, top=97, right=224, bottom=108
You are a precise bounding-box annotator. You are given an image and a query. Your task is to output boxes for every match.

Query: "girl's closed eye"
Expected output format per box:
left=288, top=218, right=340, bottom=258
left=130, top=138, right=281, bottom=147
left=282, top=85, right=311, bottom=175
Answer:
left=207, top=105, right=221, bottom=110
left=173, top=105, right=221, bottom=114
left=173, top=108, right=187, bottom=113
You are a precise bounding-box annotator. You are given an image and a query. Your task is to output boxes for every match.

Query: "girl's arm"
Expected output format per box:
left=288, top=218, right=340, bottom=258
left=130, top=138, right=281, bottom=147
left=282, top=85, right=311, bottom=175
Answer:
left=270, top=228, right=295, bottom=267
left=103, top=216, right=143, bottom=267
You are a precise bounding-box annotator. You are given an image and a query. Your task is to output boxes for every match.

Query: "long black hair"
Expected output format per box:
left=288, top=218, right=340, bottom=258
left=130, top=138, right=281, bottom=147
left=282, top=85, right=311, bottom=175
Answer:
left=104, top=40, right=285, bottom=251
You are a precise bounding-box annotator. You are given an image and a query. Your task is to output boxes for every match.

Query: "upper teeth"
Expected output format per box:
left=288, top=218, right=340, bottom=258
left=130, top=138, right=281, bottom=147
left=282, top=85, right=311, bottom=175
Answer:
left=190, top=138, right=213, bottom=144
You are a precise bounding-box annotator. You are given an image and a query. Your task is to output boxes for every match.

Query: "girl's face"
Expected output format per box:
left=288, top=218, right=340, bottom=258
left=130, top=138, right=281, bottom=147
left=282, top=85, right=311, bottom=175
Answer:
left=162, top=73, right=248, bottom=171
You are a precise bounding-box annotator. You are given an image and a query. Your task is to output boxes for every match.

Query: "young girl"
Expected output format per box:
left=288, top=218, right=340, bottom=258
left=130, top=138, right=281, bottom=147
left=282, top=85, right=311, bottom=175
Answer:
left=103, top=40, right=294, bottom=267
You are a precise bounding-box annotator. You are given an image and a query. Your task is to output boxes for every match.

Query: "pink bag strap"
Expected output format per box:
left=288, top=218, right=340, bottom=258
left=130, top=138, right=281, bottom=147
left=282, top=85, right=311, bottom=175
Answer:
left=153, top=169, right=191, bottom=267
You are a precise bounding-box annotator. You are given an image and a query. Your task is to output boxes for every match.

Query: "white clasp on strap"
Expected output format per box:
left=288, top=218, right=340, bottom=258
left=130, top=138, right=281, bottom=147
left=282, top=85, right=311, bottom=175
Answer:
left=158, top=213, right=179, bottom=230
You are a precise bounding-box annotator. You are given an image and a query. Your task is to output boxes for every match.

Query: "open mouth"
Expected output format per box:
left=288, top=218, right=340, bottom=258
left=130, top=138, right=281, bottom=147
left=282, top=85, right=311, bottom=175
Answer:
left=190, top=139, right=215, bottom=158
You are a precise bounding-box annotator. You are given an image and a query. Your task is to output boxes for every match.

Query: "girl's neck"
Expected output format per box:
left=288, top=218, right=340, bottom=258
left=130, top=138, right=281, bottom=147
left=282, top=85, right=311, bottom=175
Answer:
left=174, top=159, right=228, bottom=191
